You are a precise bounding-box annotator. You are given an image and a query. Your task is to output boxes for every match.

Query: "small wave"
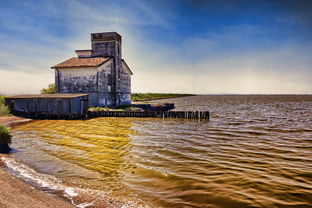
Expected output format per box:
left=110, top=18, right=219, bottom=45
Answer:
left=65, top=187, right=79, bottom=197
left=232, top=130, right=267, bottom=136
left=0, top=156, right=148, bottom=208
left=76, top=202, right=94, bottom=208
left=1, top=156, right=94, bottom=207
left=261, top=128, right=312, bottom=133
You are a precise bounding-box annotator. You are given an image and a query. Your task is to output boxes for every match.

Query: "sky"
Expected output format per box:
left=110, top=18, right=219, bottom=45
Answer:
left=0, top=0, right=312, bottom=94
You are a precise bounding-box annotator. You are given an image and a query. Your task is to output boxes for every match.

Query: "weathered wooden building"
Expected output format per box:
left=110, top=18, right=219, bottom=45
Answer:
left=51, top=32, right=133, bottom=106
left=5, top=32, right=137, bottom=117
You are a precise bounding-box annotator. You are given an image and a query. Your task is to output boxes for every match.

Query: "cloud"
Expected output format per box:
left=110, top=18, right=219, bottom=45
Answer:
left=0, top=0, right=311, bottom=94
left=129, top=40, right=312, bottom=94
left=131, top=57, right=312, bottom=94
left=0, top=69, right=54, bottom=95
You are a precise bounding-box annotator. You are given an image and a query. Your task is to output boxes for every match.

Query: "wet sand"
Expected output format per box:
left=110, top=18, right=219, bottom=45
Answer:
left=0, top=168, right=74, bottom=208
left=0, top=116, right=32, bottom=128
left=0, top=116, right=74, bottom=208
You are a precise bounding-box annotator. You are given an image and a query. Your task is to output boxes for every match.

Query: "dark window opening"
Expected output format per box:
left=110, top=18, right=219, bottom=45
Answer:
left=108, top=74, right=112, bottom=86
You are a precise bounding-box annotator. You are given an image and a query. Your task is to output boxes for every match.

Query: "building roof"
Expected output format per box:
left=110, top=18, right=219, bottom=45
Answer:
left=121, top=59, right=134, bottom=75
left=5, top=94, right=88, bottom=99
left=75, top=49, right=92, bottom=52
left=51, top=57, right=111, bottom=69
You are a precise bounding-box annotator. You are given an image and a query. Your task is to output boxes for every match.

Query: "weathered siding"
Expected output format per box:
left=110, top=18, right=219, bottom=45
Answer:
left=116, top=61, right=131, bottom=105
left=115, top=61, right=132, bottom=105
left=91, top=39, right=120, bottom=96
left=97, top=60, right=113, bottom=93
left=5, top=95, right=88, bottom=115
left=119, top=62, right=131, bottom=93
left=91, top=32, right=123, bottom=105
left=55, top=60, right=115, bottom=106
left=87, top=92, right=113, bottom=107
left=116, top=92, right=131, bottom=105
left=57, top=67, right=98, bottom=93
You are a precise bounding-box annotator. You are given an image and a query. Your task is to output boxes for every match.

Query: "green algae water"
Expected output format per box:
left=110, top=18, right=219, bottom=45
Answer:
left=3, top=95, right=312, bottom=208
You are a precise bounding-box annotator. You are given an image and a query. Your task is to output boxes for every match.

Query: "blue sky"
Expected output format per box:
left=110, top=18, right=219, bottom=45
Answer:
left=0, top=0, right=311, bottom=94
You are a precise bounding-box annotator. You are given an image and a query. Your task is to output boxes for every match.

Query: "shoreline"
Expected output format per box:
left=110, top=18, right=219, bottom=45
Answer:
left=0, top=116, right=75, bottom=208
left=0, top=116, right=32, bottom=128
left=0, top=166, right=74, bottom=208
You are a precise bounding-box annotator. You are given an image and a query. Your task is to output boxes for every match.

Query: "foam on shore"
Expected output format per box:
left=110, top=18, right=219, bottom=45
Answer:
left=1, top=156, right=146, bottom=208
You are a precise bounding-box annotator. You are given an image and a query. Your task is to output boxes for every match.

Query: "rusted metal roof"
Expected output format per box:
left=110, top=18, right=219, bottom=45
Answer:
left=51, top=57, right=111, bottom=69
left=5, top=94, right=88, bottom=99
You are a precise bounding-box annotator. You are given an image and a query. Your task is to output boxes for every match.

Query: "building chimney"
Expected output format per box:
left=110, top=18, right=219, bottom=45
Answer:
left=75, top=50, right=92, bottom=58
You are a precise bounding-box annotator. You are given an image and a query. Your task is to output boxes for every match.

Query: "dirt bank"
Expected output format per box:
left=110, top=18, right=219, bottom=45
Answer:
left=0, top=116, right=32, bottom=128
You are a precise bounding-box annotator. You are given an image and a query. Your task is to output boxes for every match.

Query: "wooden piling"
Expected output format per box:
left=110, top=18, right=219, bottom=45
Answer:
left=11, top=109, right=209, bottom=121
left=87, top=110, right=209, bottom=120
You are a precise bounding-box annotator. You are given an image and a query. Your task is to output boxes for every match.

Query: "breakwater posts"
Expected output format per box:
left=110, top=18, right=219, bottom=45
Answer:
left=10, top=110, right=209, bottom=120
left=87, top=111, right=210, bottom=120
left=11, top=110, right=86, bottom=120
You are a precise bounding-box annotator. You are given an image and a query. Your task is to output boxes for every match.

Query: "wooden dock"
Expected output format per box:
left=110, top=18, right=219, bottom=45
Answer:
left=5, top=95, right=209, bottom=121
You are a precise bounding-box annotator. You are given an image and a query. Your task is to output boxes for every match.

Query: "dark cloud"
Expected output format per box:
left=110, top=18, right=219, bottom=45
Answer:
left=154, top=0, right=312, bottom=26
left=273, top=0, right=312, bottom=26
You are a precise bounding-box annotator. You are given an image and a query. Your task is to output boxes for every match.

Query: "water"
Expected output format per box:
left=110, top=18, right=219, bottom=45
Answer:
left=2, top=95, right=312, bottom=208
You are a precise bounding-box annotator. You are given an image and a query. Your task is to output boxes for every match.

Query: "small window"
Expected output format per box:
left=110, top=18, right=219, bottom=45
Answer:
left=108, top=74, right=112, bottom=86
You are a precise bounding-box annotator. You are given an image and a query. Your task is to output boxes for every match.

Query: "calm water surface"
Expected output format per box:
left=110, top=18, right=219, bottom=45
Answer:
left=3, top=95, right=312, bottom=208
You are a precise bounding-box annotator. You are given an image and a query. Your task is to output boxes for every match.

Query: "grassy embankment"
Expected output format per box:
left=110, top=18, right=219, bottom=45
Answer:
left=131, top=93, right=196, bottom=102
left=88, top=105, right=140, bottom=112
left=0, top=95, right=10, bottom=116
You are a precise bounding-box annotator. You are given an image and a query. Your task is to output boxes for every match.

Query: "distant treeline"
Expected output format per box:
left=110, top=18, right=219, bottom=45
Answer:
left=131, top=93, right=196, bottom=101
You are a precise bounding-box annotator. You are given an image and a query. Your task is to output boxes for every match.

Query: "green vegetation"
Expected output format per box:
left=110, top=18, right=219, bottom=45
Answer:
left=41, top=83, right=56, bottom=94
left=0, top=95, right=11, bottom=116
left=88, top=107, right=111, bottom=112
left=0, top=125, right=12, bottom=145
left=88, top=105, right=141, bottom=112
left=131, top=93, right=196, bottom=102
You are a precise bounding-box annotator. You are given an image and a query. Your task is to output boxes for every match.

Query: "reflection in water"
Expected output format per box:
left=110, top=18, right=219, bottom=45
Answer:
left=7, top=95, right=312, bottom=208
left=9, top=118, right=146, bottom=207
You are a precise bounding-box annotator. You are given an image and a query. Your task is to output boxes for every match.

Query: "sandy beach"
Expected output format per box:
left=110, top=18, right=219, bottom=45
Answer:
left=0, top=116, right=74, bottom=208
left=0, top=167, right=74, bottom=208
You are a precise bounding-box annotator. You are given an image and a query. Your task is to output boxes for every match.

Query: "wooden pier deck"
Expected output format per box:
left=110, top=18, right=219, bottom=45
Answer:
left=6, top=97, right=209, bottom=120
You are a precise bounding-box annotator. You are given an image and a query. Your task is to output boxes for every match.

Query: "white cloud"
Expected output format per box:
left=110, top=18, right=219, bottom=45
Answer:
left=0, top=0, right=311, bottom=95
left=0, top=69, right=54, bottom=95
left=130, top=44, right=312, bottom=94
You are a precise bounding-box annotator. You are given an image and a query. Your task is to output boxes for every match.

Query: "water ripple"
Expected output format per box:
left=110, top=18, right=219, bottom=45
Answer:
left=7, top=95, right=312, bottom=208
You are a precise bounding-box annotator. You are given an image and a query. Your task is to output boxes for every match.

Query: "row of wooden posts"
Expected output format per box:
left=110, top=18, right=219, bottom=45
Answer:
left=12, top=110, right=210, bottom=120
left=88, top=110, right=210, bottom=120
